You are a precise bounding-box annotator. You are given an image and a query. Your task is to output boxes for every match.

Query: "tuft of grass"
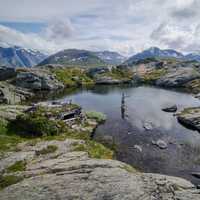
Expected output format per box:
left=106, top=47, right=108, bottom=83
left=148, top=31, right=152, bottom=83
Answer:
left=6, top=160, right=26, bottom=173
left=0, top=175, right=23, bottom=190
left=120, top=164, right=137, bottom=173
left=86, top=111, right=106, bottom=123
left=35, top=145, right=58, bottom=156
left=73, top=140, right=113, bottom=159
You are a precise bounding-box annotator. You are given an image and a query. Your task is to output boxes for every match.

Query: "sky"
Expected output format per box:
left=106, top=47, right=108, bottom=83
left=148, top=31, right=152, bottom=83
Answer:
left=0, top=0, right=199, bottom=56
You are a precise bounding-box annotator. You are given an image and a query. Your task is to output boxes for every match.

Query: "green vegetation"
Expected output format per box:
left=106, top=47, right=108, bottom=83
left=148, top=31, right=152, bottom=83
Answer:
left=86, top=111, right=106, bottom=123
left=6, top=160, right=26, bottom=172
left=0, top=119, right=8, bottom=135
left=120, top=164, right=137, bottom=173
left=73, top=140, right=113, bottom=159
left=142, top=69, right=167, bottom=83
left=53, top=68, right=94, bottom=87
left=186, top=79, right=200, bottom=94
left=9, top=106, right=69, bottom=137
left=35, top=145, right=58, bottom=155
left=0, top=175, right=23, bottom=190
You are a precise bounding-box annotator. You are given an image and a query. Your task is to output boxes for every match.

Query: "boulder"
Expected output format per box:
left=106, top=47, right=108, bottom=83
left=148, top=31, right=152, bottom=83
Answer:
left=0, top=66, right=17, bottom=81
left=177, top=107, right=200, bottom=131
left=156, top=67, right=200, bottom=87
left=0, top=139, right=199, bottom=200
left=15, top=70, right=64, bottom=91
left=152, top=139, right=168, bottom=149
left=87, top=66, right=110, bottom=77
left=162, top=105, right=177, bottom=113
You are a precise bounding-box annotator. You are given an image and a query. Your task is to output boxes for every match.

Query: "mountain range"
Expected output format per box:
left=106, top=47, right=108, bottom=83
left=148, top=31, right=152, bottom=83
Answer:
left=0, top=46, right=47, bottom=68
left=125, top=47, right=200, bottom=65
left=1, top=46, right=200, bottom=68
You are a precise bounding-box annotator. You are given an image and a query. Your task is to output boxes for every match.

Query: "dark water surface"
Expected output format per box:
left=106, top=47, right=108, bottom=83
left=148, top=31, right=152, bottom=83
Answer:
left=49, top=85, right=200, bottom=184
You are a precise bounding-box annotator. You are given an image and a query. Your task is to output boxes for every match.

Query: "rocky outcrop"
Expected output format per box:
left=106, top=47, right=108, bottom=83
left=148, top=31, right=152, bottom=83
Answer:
left=156, top=68, right=200, bottom=87
left=95, top=76, right=127, bottom=84
left=15, top=70, right=64, bottom=91
left=0, top=139, right=199, bottom=200
left=0, top=66, right=17, bottom=81
left=0, top=82, right=33, bottom=104
left=86, top=66, right=110, bottom=77
left=177, top=107, right=200, bottom=131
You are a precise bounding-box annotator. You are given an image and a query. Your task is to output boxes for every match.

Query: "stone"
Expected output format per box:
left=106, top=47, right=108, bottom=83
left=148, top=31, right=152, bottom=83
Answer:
left=162, top=105, right=177, bottom=113
left=177, top=107, right=200, bottom=132
left=15, top=70, right=64, bottom=91
left=0, top=139, right=199, bottom=200
left=143, top=121, right=153, bottom=130
left=152, top=139, right=168, bottom=149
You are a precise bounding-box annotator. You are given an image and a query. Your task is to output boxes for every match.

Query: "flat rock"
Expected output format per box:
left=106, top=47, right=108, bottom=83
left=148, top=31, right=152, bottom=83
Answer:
left=0, top=139, right=199, bottom=200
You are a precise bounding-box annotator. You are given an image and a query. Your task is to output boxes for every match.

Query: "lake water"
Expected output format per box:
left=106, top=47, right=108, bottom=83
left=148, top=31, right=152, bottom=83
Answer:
left=50, top=85, right=200, bottom=185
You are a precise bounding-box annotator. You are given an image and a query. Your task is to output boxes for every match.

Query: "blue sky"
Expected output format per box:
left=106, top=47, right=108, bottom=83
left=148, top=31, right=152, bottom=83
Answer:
left=0, top=0, right=199, bottom=55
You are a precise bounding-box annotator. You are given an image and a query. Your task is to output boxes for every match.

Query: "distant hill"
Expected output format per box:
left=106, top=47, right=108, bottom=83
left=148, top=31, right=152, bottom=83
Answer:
left=0, top=46, right=47, bottom=67
left=38, top=49, right=106, bottom=67
left=94, top=51, right=126, bottom=65
left=124, top=47, right=184, bottom=65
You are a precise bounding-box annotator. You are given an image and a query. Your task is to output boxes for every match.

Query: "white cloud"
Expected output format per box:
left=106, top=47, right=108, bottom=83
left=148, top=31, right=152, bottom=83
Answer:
left=0, top=0, right=200, bottom=55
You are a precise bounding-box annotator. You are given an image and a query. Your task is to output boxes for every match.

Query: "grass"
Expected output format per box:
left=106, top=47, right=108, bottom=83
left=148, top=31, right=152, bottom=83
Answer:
left=142, top=69, right=167, bottom=83
left=6, top=160, right=26, bottom=173
left=35, top=145, right=58, bottom=156
left=73, top=140, right=113, bottom=159
left=53, top=68, right=94, bottom=87
left=0, top=175, right=23, bottom=190
left=86, top=111, right=106, bottom=123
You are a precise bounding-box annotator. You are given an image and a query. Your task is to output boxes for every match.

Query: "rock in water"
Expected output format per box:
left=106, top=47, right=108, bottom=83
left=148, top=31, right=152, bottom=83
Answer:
left=177, top=107, right=200, bottom=132
left=152, top=139, right=168, bottom=149
left=162, top=105, right=177, bottom=113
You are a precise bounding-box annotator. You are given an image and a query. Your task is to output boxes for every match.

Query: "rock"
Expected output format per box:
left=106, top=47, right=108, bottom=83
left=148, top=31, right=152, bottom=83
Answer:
left=0, top=82, right=33, bottom=104
left=152, top=139, right=168, bottom=149
left=0, top=105, right=30, bottom=120
left=0, top=66, right=17, bottom=81
left=177, top=107, right=200, bottom=131
left=191, top=172, right=200, bottom=179
left=15, top=70, right=64, bottom=91
left=143, top=121, right=153, bottom=130
left=133, top=145, right=142, bottom=152
left=156, top=67, right=200, bottom=88
left=0, top=139, right=199, bottom=200
left=87, top=66, right=110, bottom=77
left=95, top=76, right=125, bottom=84
left=162, top=105, right=177, bottom=113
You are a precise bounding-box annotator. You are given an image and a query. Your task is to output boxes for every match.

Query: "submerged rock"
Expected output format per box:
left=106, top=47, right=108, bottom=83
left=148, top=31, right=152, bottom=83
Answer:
left=143, top=121, right=153, bottom=130
left=162, top=105, right=177, bottom=113
left=152, top=139, right=168, bottom=149
left=0, top=139, right=199, bottom=200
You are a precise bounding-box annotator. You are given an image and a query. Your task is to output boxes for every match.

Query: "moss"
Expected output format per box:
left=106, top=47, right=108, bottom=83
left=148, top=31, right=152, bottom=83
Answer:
left=73, top=140, right=113, bottom=159
left=0, top=175, right=23, bottom=190
left=35, top=145, right=58, bottom=155
left=120, top=164, right=137, bottom=173
left=86, top=111, right=106, bottom=123
left=0, top=119, right=8, bottom=135
left=6, top=160, right=26, bottom=173
left=142, top=69, right=167, bottom=83
left=53, top=68, right=94, bottom=87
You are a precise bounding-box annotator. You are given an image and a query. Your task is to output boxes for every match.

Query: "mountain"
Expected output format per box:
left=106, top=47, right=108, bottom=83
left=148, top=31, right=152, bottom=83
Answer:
left=124, top=47, right=184, bottom=65
left=94, top=51, right=126, bottom=65
left=0, top=46, right=47, bottom=68
left=185, top=53, right=200, bottom=62
left=38, top=49, right=106, bottom=67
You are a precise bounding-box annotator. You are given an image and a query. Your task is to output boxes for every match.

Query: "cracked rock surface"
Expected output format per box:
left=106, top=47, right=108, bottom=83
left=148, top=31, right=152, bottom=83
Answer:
left=0, top=139, right=200, bottom=200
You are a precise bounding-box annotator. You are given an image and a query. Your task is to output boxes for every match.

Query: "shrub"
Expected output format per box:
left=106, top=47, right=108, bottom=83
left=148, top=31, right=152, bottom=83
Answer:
left=0, top=175, right=23, bottom=190
left=86, top=111, right=106, bottom=123
left=6, top=160, right=26, bottom=172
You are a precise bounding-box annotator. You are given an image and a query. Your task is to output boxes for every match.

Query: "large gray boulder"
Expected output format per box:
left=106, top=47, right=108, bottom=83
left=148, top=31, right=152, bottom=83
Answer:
left=0, top=66, right=17, bottom=81
left=0, top=139, right=199, bottom=200
left=15, top=70, right=64, bottom=91
left=156, top=67, right=200, bottom=87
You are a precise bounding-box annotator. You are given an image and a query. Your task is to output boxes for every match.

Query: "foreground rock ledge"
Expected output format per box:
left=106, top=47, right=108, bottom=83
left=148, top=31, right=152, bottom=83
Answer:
left=0, top=139, right=200, bottom=200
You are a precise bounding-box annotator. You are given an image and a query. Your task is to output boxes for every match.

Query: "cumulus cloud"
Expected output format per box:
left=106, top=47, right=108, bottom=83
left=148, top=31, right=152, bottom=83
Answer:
left=0, top=0, right=200, bottom=55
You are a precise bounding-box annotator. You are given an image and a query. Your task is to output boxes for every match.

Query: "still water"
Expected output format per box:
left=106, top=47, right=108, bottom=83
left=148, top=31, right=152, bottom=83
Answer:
left=50, top=85, right=200, bottom=184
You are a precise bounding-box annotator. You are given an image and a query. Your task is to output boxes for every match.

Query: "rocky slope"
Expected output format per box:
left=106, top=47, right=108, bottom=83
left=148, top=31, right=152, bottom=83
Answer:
left=0, top=46, right=47, bottom=68
left=38, top=49, right=106, bottom=67
left=0, top=139, right=199, bottom=200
